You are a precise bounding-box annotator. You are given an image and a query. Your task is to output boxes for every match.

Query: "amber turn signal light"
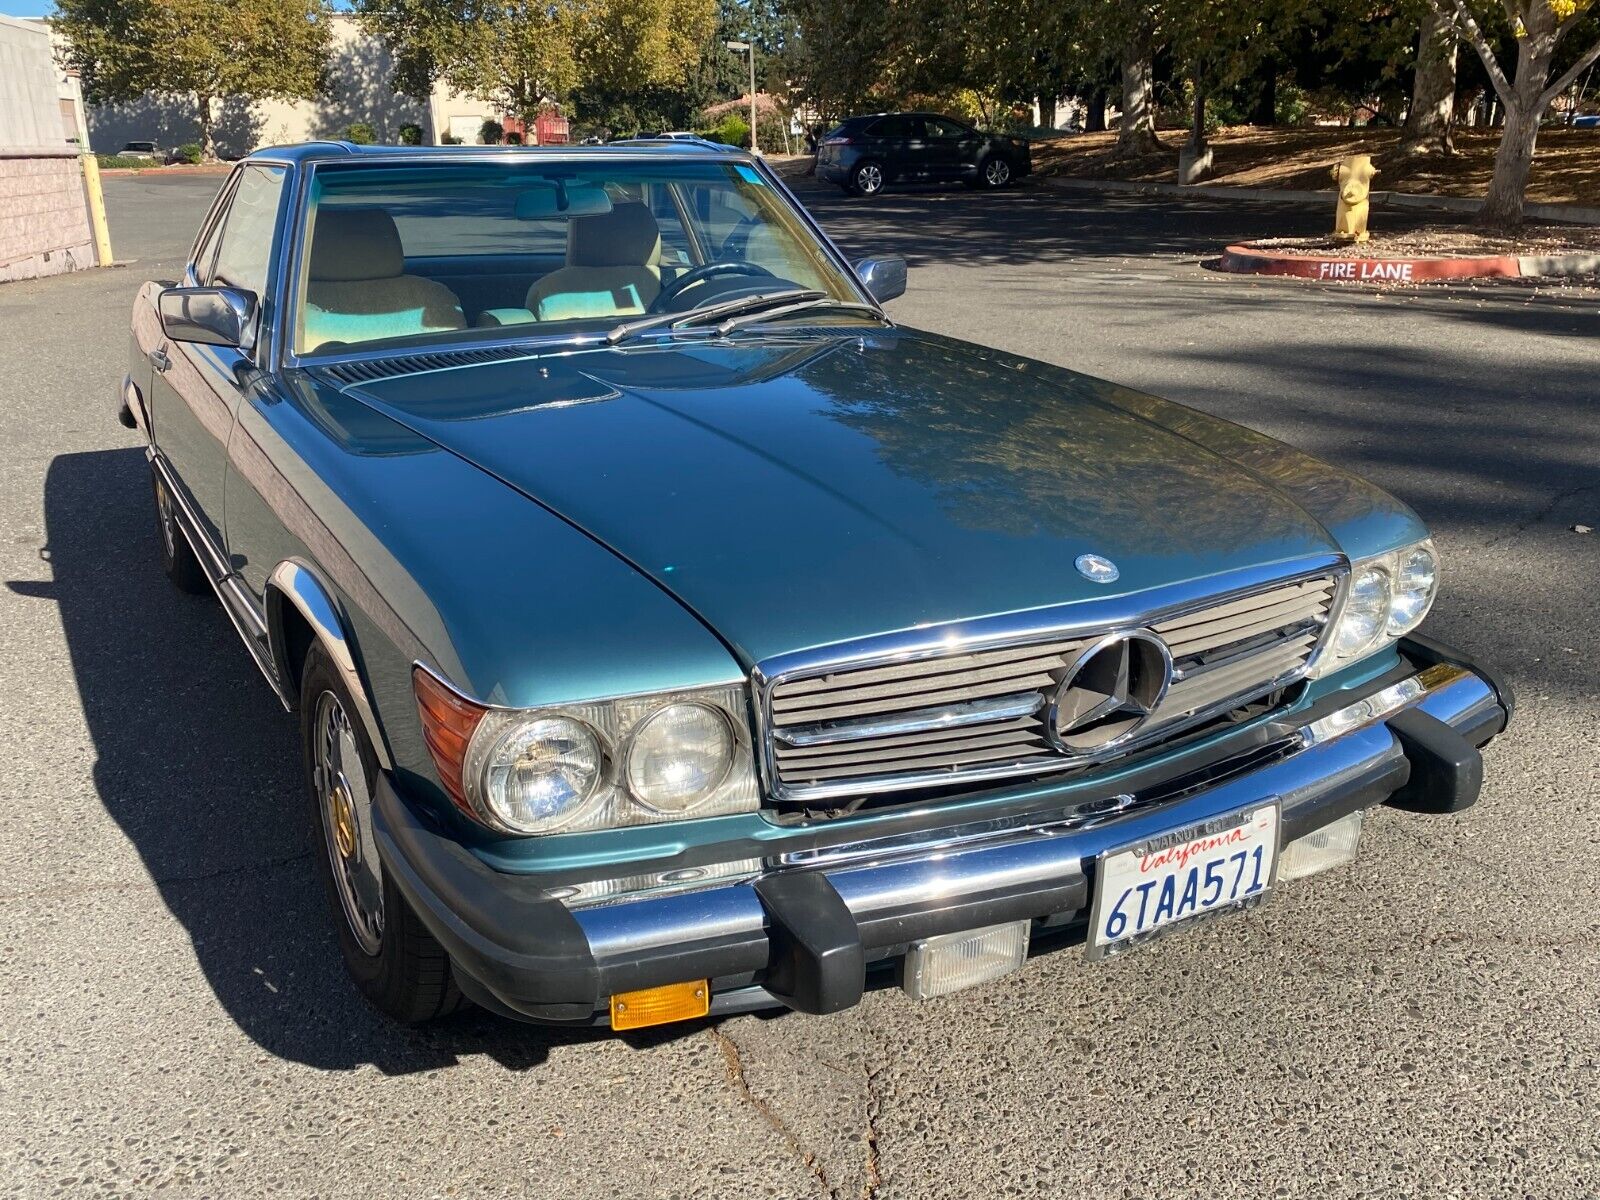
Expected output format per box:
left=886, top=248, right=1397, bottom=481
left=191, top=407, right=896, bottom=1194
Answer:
left=412, top=666, right=487, bottom=816
left=610, top=980, right=709, bottom=1031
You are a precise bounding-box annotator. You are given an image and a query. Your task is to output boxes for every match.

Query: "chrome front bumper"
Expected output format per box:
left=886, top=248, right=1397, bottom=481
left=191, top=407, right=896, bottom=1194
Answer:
left=375, top=639, right=1510, bottom=1025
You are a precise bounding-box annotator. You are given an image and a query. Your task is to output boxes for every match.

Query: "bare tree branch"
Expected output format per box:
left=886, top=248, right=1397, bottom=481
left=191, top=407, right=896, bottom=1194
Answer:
left=1540, top=35, right=1600, bottom=109
left=1432, top=0, right=1512, bottom=102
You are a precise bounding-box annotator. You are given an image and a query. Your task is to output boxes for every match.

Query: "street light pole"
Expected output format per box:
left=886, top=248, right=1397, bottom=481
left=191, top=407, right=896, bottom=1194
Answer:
left=725, top=40, right=758, bottom=154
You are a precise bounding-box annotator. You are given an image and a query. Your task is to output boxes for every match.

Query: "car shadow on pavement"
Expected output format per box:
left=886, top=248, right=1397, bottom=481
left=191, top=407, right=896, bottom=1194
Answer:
left=20, top=447, right=715, bottom=1074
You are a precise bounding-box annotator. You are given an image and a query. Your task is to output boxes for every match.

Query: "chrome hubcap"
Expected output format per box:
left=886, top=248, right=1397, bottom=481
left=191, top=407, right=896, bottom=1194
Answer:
left=313, top=691, right=383, bottom=955
left=859, top=165, right=881, bottom=193
left=986, top=160, right=1009, bottom=186
left=154, top=477, right=177, bottom=558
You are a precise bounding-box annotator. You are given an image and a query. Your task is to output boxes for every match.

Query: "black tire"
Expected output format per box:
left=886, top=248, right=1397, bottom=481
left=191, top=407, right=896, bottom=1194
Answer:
left=850, top=159, right=886, bottom=197
left=978, top=155, right=1013, bottom=189
left=151, top=468, right=210, bottom=595
left=300, top=642, right=465, bottom=1023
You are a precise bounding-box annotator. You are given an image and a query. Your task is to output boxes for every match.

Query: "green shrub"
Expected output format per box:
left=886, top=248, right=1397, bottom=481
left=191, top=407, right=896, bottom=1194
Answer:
left=174, top=143, right=203, bottom=164
left=480, top=119, right=504, bottom=145
left=398, top=123, right=423, bottom=145
left=709, top=114, right=750, bottom=148
left=95, top=153, right=154, bottom=170
left=344, top=123, right=376, bottom=145
left=505, top=130, right=523, bottom=145
left=440, top=133, right=463, bottom=144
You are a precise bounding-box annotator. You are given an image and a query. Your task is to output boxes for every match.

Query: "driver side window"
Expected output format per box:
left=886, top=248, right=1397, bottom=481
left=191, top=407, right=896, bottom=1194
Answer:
left=206, top=165, right=287, bottom=297
left=924, top=116, right=970, bottom=140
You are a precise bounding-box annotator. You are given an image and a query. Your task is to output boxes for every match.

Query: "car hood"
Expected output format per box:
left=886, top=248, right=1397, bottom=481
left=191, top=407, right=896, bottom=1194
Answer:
left=339, top=330, right=1348, bottom=667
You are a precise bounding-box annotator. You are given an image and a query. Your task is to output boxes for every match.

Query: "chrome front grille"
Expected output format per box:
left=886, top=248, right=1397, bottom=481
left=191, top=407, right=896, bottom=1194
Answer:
left=762, top=572, right=1339, bottom=801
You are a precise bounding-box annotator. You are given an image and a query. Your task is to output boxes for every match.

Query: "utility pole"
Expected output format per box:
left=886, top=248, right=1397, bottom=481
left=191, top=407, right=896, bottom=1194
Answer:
left=725, top=40, right=758, bottom=154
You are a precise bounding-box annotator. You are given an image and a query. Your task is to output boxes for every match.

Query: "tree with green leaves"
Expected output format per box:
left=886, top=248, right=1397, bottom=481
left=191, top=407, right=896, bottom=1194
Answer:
left=1426, top=0, right=1600, bottom=222
left=353, top=0, right=715, bottom=129
left=53, top=0, right=331, bottom=160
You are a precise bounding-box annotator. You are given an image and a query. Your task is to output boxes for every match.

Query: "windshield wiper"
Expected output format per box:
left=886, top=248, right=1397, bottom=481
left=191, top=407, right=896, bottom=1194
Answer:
left=604, top=289, right=826, bottom=346
left=713, top=297, right=887, bottom=336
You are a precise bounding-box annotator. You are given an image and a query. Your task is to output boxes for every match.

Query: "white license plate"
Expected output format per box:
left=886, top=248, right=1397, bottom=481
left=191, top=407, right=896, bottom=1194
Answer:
left=1086, top=802, right=1280, bottom=960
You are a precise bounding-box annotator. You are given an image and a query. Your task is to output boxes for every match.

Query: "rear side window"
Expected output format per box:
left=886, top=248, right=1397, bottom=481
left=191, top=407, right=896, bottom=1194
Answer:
left=867, top=115, right=918, bottom=138
left=206, top=165, right=287, bottom=296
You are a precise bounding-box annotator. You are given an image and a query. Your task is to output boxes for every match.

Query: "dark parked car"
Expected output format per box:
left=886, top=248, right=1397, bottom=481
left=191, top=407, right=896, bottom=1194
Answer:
left=120, top=140, right=1509, bottom=1033
left=816, top=112, right=1031, bottom=195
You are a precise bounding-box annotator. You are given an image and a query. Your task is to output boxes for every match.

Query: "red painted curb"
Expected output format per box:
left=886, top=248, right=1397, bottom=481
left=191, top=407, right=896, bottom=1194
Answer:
left=1220, top=242, right=1522, bottom=282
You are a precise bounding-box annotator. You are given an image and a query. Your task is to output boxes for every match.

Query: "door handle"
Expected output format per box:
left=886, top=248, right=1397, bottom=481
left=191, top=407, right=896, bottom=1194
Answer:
left=148, top=346, right=170, bottom=373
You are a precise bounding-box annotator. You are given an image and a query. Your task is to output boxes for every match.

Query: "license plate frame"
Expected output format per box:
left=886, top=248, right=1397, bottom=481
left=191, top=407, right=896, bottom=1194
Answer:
left=1085, top=800, right=1281, bottom=962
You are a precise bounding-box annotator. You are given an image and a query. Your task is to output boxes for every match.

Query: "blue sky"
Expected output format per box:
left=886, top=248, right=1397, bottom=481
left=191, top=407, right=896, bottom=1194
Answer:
left=4, top=1, right=54, bottom=16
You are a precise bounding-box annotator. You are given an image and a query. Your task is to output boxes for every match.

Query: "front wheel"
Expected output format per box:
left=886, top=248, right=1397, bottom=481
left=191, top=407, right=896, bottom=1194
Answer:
left=850, top=160, right=885, bottom=196
left=301, top=642, right=464, bottom=1023
left=979, top=156, right=1013, bottom=189
left=151, top=468, right=210, bottom=595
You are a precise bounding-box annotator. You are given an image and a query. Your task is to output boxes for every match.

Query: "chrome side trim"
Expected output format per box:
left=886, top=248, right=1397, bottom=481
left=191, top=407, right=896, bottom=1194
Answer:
left=147, top=449, right=290, bottom=707
left=569, top=659, right=1490, bottom=938
left=773, top=691, right=1044, bottom=747
left=754, top=556, right=1346, bottom=802
left=265, top=560, right=393, bottom=769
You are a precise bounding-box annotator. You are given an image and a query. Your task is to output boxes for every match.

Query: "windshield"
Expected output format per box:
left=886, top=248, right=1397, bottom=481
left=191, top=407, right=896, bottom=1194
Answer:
left=293, top=156, right=870, bottom=357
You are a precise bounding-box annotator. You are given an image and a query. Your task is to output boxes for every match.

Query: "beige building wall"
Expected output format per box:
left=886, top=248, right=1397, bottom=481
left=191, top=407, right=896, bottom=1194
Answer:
left=0, top=14, right=94, bottom=283
left=83, top=15, right=500, bottom=155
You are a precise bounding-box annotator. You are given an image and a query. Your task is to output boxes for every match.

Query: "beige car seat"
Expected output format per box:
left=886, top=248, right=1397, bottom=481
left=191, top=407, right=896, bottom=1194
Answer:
left=302, top=208, right=466, bottom=351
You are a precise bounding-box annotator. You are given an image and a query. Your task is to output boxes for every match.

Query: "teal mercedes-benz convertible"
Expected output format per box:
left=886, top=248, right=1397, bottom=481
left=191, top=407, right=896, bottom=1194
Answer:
left=121, top=141, right=1511, bottom=1029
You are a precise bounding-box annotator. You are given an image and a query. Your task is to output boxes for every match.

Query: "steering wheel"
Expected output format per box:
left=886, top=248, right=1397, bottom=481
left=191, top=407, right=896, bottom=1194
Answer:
left=651, top=261, right=774, bottom=312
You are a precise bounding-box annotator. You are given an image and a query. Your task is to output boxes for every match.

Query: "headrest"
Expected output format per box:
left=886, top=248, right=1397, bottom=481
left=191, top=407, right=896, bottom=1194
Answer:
left=309, top=208, right=405, bottom=282
left=567, top=201, right=661, bottom=268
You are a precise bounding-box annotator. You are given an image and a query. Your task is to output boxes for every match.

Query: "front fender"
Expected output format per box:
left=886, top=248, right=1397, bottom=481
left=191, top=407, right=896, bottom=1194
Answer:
left=264, top=558, right=393, bottom=770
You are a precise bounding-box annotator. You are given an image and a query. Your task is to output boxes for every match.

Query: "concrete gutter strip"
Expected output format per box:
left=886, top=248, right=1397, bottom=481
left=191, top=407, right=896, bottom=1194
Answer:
left=1043, top=175, right=1600, bottom=227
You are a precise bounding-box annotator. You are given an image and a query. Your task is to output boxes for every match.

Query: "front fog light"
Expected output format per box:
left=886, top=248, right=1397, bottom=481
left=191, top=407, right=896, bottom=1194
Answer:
left=904, top=921, right=1031, bottom=1000
left=1277, top=809, right=1363, bottom=882
left=626, top=702, right=735, bottom=813
left=468, top=714, right=601, bottom=833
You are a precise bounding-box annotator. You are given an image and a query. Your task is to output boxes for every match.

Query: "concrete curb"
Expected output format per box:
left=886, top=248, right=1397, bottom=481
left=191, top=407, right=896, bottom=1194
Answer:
left=1218, top=242, right=1600, bottom=282
left=1043, top=175, right=1600, bottom=227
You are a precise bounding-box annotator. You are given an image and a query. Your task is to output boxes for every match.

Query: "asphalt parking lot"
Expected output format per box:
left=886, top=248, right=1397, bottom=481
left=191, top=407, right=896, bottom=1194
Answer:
left=1, top=169, right=1596, bottom=1198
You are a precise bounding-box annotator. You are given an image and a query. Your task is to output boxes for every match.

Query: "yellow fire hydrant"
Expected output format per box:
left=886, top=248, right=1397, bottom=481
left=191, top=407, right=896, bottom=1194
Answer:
left=1330, top=155, right=1378, bottom=243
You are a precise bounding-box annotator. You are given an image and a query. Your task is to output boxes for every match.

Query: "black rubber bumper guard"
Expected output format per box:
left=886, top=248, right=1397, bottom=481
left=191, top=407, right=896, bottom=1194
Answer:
left=372, top=635, right=1513, bottom=1025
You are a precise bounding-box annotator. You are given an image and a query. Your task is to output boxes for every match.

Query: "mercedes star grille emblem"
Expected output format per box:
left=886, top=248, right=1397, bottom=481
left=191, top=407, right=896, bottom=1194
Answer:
left=1075, top=553, right=1120, bottom=584
left=1050, top=630, right=1172, bottom=755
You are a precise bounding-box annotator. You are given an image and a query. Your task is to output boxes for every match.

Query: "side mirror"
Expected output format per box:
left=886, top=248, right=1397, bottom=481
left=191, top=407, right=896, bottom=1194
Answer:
left=854, top=256, right=907, bottom=304
left=158, top=286, right=257, bottom=351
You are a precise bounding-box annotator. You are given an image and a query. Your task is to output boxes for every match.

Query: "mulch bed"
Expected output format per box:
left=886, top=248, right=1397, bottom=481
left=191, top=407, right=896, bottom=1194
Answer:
left=1033, top=127, right=1600, bottom=209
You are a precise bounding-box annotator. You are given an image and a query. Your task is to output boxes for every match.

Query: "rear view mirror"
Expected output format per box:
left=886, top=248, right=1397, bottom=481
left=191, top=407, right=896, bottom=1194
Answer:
left=158, top=286, right=257, bottom=351
left=854, top=257, right=907, bottom=304
left=515, top=182, right=614, bottom=219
